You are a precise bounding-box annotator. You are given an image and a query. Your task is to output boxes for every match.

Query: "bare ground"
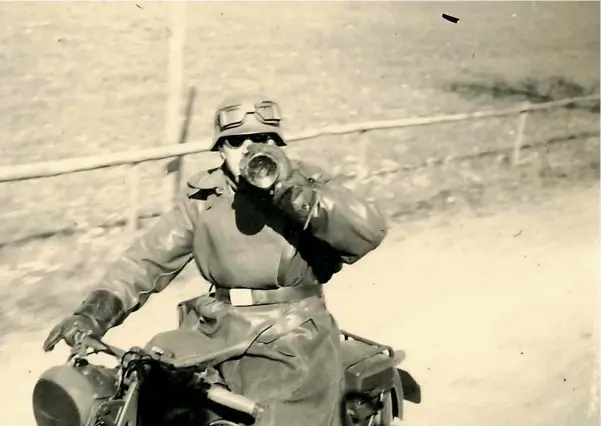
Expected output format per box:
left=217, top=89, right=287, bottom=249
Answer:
left=0, top=181, right=597, bottom=426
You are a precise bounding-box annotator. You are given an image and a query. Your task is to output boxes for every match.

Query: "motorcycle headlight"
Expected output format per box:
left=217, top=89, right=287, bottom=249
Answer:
left=32, top=363, right=117, bottom=426
left=33, top=376, right=83, bottom=426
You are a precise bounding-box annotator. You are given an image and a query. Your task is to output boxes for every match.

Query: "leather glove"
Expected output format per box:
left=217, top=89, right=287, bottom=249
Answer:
left=42, top=289, right=125, bottom=352
left=42, top=314, right=103, bottom=352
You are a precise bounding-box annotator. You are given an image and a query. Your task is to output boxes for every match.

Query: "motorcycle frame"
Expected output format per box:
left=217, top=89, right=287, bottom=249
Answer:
left=92, top=331, right=410, bottom=426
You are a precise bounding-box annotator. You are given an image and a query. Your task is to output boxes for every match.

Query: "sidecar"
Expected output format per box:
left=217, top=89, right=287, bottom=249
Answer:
left=339, top=330, right=421, bottom=426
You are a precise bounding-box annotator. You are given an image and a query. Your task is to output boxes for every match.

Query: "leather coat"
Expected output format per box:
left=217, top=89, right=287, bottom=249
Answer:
left=85, top=158, right=388, bottom=425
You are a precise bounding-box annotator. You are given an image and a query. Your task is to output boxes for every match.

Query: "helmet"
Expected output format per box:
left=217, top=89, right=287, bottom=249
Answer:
left=210, top=94, right=287, bottom=151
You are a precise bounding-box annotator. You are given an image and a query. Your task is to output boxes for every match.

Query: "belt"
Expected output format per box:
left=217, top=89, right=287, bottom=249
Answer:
left=214, top=284, right=324, bottom=307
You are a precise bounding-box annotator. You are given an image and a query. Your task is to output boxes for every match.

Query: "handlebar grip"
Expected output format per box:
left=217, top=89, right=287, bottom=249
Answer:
left=80, top=335, right=102, bottom=350
left=75, top=334, right=126, bottom=358
left=206, top=385, right=261, bottom=417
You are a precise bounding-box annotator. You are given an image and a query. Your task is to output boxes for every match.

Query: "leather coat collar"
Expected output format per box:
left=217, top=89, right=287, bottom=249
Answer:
left=186, top=163, right=238, bottom=198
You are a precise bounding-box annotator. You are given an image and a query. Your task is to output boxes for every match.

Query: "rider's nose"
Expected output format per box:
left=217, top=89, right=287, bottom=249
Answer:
left=240, top=139, right=253, bottom=153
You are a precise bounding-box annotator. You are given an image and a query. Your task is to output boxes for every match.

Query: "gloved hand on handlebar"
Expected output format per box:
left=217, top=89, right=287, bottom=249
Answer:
left=42, top=314, right=103, bottom=352
left=43, top=289, right=126, bottom=352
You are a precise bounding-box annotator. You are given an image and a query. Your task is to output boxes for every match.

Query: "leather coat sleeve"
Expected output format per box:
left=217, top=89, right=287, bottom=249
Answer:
left=95, top=190, right=199, bottom=324
left=273, top=160, right=388, bottom=265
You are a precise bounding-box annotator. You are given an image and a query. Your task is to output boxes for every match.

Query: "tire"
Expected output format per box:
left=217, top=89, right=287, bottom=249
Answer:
left=344, top=390, right=394, bottom=426
left=371, top=390, right=393, bottom=426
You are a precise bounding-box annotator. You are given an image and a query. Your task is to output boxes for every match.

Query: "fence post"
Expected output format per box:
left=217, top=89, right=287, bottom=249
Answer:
left=512, top=101, right=530, bottom=166
left=128, top=163, right=140, bottom=237
left=355, top=130, right=369, bottom=184
left=164, top=1, right=187, bottom=209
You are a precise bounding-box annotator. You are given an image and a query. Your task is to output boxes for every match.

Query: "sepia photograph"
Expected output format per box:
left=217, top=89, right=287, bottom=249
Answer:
left=0, top=1, right=599, bottom=426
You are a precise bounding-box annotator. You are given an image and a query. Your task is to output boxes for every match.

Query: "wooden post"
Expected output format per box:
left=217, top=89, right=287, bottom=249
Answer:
left=128, top=163, right=140, bottom=237
left=164, top=1, right=187, bottom=208
left=355, top=130, right=369, bottom=184
left=512, top=102, right=530, bottom=166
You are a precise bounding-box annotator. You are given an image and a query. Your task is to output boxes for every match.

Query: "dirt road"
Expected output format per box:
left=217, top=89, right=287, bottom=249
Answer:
left=1, top=184, right=598, bottom=426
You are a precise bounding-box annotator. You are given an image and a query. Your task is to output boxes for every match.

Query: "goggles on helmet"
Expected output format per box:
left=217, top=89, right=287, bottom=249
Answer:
left=217, top=101, right=282, bottom=131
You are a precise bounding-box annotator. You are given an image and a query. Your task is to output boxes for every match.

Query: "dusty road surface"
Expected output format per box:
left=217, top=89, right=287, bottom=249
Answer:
left=0, top=184, right=598, bottom=426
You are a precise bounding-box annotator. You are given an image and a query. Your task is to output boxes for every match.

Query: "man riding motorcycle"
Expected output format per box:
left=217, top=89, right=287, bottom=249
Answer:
left=42, top=94, right=389, bottom=426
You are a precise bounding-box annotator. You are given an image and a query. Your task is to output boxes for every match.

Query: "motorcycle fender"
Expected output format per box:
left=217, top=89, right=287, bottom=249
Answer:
left=397, top=367, right=422, bottom=404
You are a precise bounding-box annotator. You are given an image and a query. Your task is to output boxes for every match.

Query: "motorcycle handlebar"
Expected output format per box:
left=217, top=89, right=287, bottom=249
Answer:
left=206, top=385, right=262, bottom=418
left=73, top=333, right=127, bottom=359
left=73, top=334, right=262, bottom=419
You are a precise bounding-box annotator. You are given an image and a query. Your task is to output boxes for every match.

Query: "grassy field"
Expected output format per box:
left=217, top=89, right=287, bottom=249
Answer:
left=0, top=1, right=598, bottom=339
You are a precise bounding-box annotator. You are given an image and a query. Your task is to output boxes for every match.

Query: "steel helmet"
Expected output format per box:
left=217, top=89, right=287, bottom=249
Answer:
left=210, top=94, right=286, bottom=151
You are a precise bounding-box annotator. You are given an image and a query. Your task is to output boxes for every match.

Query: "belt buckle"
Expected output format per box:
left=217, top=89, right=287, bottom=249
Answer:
left=229, top=288, right=254, bottom=307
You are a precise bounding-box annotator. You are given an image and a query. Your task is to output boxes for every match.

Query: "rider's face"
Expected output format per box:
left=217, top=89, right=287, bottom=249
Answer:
left=219, top=135, right=275, bottom=179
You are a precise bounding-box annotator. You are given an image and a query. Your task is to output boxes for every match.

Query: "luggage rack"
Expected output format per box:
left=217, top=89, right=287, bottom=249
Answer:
left=340, top=330, right=403, bottom=369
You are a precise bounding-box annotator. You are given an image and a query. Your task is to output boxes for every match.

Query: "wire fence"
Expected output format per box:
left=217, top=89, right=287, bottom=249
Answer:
left=0, top=93, right=598, bottom=239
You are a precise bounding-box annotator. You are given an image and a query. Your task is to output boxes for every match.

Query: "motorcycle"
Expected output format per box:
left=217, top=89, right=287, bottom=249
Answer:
left=32, top=313, right=421, bottom=426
